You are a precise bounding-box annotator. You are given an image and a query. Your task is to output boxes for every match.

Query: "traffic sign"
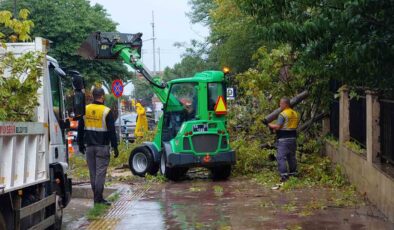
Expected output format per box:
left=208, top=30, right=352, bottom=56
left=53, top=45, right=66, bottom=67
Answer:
left=112, top=79, right=124, bottom=98
left=227, top=87, right=236, bottom=100
left=214, top=96, right=227, bottom=115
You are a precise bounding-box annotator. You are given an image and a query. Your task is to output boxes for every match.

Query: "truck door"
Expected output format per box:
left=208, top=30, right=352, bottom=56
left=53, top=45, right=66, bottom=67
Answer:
left=48, top=61, right=67, bottom=164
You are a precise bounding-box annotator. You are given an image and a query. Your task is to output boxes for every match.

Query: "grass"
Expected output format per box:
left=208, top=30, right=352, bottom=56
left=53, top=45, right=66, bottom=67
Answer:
left=86, top=203, right=110, bottom=220
left=283, top=202, right=297, bottom=212
left=68, top=154, right=89, bottom=181
left=344, top=140, right=366, bottom=155
left=86, top=191, right=121, bottom=221
left=69, top=131, right=157, bottom=182
left=234, top=136, right=361, bottom=218
left=145, top=174, right=167, bottom=183
left=107, top=192, right=120, bottom=202
left=326, top=136, right=340, bottom=148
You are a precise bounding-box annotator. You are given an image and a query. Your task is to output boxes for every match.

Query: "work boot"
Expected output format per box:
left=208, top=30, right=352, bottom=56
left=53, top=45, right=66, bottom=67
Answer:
left=280, top=176, right=288, bottom=183
left=289, top=172, right=298, bottom=178
left=95, top=199, right=112, bottom=206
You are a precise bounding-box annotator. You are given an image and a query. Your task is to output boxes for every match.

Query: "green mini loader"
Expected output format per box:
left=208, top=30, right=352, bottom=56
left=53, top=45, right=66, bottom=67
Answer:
left=79, top=32, right=236, bottom=180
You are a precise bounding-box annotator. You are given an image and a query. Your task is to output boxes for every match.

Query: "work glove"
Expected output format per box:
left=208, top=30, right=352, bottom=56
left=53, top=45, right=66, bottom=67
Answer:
left=113, top=148, right=119, bottom=158
left=79, top=145, right=86, bottom=155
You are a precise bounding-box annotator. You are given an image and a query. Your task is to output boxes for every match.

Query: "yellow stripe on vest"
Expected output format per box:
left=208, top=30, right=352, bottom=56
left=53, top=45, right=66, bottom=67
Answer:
left=84, top=104, right=110, bottom=132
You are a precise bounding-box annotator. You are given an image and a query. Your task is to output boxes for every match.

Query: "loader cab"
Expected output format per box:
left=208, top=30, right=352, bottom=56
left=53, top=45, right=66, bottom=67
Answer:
left=161, top=71, right=226, bottom=143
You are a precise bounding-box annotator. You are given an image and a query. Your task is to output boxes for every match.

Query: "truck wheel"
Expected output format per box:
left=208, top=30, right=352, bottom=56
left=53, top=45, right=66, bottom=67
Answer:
left=129, top=147, right=155, bottom=177
left=160, top=153, right=187, bottom=181
left=0, top=212, right=6, bottom=230
left=210, top=165, right=232, bottom=181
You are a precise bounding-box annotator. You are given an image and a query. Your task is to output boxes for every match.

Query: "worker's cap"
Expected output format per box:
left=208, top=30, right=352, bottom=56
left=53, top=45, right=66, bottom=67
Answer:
left=92, top=87, right=105, bottom=97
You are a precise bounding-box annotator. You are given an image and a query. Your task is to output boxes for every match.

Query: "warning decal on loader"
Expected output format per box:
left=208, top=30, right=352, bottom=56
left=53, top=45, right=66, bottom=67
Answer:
left=214, top=96, right=227, bottom=115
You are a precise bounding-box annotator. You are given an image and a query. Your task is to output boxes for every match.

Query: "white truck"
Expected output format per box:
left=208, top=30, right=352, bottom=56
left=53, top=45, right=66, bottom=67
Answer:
left=0, top=38, right=72, bottom=229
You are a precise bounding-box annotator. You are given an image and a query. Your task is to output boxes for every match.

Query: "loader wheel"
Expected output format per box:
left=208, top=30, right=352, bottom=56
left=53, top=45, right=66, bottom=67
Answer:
left=129, top=147, right=156, bottom=177
left=160, top=153, right=187, bottom=181
left=148, top=163, right=160, bottom=176
left=210, top=165, right=232, bottom=181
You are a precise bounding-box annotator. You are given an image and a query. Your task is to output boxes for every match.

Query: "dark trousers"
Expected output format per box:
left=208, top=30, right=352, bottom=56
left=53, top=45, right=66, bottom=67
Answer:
left=86, top=145, right=110, bottom=202
left=276, top=138, right=297, bottom=177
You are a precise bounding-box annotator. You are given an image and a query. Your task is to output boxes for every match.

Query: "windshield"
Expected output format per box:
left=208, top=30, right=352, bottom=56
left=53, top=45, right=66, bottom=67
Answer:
left=162, top=83, right=198, bottom=141
left=116, top=113, right=137, bottom=125
left=167, top=83, right=198, bottom=120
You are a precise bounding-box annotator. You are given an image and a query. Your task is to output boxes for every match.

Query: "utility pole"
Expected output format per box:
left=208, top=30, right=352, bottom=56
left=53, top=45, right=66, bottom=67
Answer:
left=13, top=0, right=17, bottom=18
left=151, top=11, right=156, bottom=75
left=158, top=47, right=161, bottom=74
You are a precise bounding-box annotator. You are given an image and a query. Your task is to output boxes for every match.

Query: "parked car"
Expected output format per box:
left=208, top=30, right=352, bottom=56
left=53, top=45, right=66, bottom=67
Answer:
left=145, top=107, right=156, bottom=129
left=115, top=112, right=137, bottom=141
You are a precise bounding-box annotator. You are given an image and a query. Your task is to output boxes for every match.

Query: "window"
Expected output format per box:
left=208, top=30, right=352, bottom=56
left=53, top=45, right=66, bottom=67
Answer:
left=208, top=83, right=224, bottom=111
left=49, top=67, right=63, bottom=123
left=162, top=83, right=198, bottom=141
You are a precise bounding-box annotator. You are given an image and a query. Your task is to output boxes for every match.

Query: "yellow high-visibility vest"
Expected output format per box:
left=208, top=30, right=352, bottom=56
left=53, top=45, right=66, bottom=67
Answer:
left=279, top=108, right=299, bottom=130
left=84, top=104, right=110, bottom=132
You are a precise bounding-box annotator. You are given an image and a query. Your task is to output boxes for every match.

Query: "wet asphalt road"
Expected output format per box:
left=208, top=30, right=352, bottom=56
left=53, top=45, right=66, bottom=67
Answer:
left=63, top=176, right=394, bottom=230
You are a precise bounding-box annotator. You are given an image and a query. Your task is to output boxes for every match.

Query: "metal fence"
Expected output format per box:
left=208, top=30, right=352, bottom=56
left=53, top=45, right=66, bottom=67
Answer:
left=380, top=99, right=394, bottom=163
left=329, top=80, right=341, bottom=139
left=329, top=100, right=340, bottom=139
left=349, top=97, right=366, bottom=147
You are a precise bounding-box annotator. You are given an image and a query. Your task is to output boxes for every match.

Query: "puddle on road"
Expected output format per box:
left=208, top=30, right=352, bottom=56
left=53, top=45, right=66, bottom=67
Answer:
left=141, top=179, right=394, bottom=230
left=64, top=178, right=394, bottom=230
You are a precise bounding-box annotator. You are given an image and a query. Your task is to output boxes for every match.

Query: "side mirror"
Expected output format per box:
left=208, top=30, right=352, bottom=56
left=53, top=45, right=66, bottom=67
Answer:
left=69, top=70, right=86, bottom=119
left=54, top=66, right=66, bottom=78
left=73, top=91, right=85, bottom=118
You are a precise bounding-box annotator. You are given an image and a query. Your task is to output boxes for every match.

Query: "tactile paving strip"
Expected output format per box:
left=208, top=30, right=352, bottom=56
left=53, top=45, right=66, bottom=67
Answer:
left=87, top=184, right=151, bottom=230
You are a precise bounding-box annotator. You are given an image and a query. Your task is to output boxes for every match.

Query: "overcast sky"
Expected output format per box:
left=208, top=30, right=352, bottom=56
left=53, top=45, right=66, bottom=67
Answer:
left=89, top=0, right=209, bottom=72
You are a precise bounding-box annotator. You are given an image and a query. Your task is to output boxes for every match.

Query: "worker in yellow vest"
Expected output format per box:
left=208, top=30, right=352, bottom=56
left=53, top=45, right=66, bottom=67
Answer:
left=135, top=101, right=148, bottom=138
left=77, top=88, right=118, bottom=205
left=268, top=97, right=300, bottom=182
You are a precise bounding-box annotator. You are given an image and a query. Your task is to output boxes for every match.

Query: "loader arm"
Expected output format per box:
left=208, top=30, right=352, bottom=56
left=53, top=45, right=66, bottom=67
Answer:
left=78, top=32, right=174, bottom=104
left=112, top=44, right=169, bottom=103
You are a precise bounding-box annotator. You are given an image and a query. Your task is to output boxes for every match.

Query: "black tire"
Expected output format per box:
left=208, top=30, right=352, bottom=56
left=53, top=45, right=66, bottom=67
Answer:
left=210, top=165, right=232, bottom=181
left=0, top=212, right=6, bottom=230
left=148, top=163, right=160, bottom=176
left=160, top=153, right=188, bottom=181
left=129, top=147, right=155, bottom=177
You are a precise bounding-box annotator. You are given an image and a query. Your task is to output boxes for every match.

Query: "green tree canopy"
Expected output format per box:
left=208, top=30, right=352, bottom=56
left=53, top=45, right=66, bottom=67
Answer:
left=186, top=0, right=394, bottom=89
left=0, top=0, right=130, bottom=89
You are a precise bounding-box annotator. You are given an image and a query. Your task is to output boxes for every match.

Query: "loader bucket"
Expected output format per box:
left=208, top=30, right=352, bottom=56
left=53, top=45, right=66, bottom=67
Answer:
left=78, top=32, right=143, bottom=60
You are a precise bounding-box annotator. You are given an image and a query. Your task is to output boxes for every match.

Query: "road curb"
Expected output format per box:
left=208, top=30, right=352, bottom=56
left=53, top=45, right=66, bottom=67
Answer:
left=72, top=184, right=118, bottom=199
